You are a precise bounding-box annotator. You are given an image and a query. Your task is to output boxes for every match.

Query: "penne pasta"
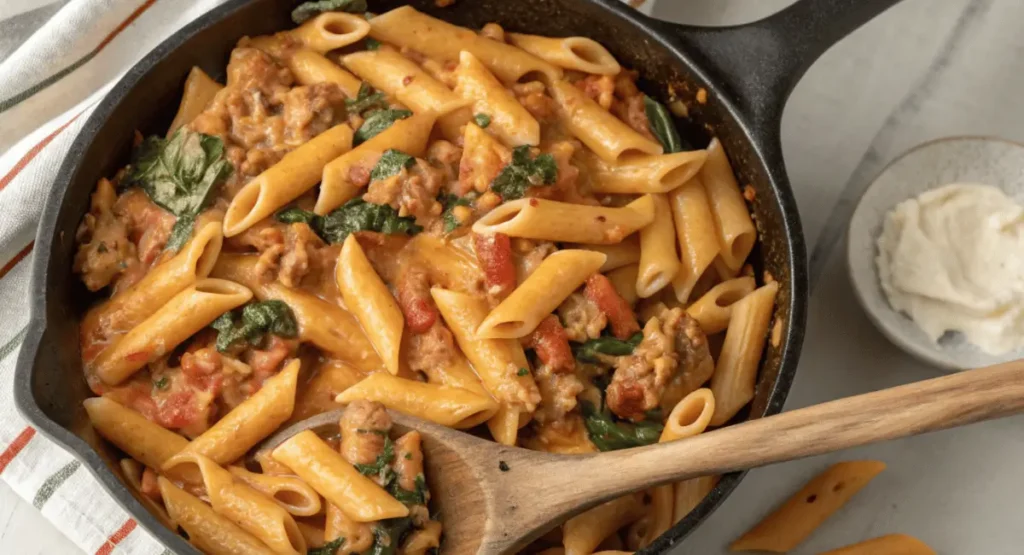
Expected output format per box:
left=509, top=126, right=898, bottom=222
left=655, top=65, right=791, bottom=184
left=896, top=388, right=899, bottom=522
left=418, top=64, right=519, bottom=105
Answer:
left=669, top=176, right=721, bottom=303
left=292, top=359, right=368, bottom=422
left=337, top=235, right=404, bottom=375
left=228, top=466, right=322, bottom=518
left=548, top=79, right=663, bottom=162
left=583, top=150, right=708, bottom=194
left=476, top=249, right=606, bottom=338
left=453, top=51, right=540, bottom=147
left=223, top=123, right=353, bottom=237
left=158, top=477, right=277, bottom=555
left=507, top=33, right=621, bottom=75
left=702, top=138, right=755, bottom=272
left=710, top=282, right=778, bottom=426
left=315, top=110, right=437, bottom=214
left=731, top=461, right=887, bottom=553
left=640, top=485, right=675, bottom=549
left=685, top=276, right=756, bottom=335
left=272, top=430, right=409, bottom=523
left=636, top=193, right=680, bottom=299
left=290, top=12, right=370, bottom=53
left=168, top=66, right=223, bottom=136
left=473, top=195, right=656, bottom=245
left=818, top=534, right=936, bottom=555
left=119, top=459, right=177, bottom=530
left=402, top=519, right=443, bottom=555
left=164, top=360, right=300, bottom=479
left=286, top=49, right=363, bottom=97
left=84, top=397, right=188, bottom=469
left=563, top=493, right=645, bottom=555
left=569, top=235, right=640, bottom=272
left=606, top=263, right=640, bottom=307
left=295, top=522, right=325, bottom=550
left=325, top=503, right=374, bottom=552
left=659, top=388, right=715, bottom=442
left=91, top=279, right=251, bottom=385
left=368, top=6, right=562, bottom=84
left=672, top=475, right=719, bottom=524
left=336, top=372, right=497, bottom=429
left=343, top=49, right=468, bottom=116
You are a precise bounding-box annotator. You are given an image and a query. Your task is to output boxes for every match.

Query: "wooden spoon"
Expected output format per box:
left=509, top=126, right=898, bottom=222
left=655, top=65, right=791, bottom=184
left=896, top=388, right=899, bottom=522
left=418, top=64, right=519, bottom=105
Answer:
left=257, top=360, right=1024, bottom=554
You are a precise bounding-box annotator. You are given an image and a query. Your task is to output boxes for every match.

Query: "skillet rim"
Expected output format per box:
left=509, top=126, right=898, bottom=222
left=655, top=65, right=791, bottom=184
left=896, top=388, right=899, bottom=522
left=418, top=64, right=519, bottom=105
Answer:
left=14, top=0, right=808, bottom=553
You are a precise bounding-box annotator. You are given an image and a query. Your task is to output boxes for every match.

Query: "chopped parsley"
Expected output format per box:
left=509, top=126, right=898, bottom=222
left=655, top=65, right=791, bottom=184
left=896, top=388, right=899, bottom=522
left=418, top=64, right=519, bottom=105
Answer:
left=580, top=400, right=663, bottom=452
left=291, top=0, right=367, bottom=24
left=363, top=517, right=414, bottom=555
left=572, top=332, right=643, bottom=363
left=369, top=149, right=415, bottom=182
left=354, top=109, right=413, bottom=145
left=153, top=376, right=169, bottom=390
left=489, top=145, right=557, bottom=200
left=473, top=113, right=491, bottom=128
left=517, top=367, right=529, bottom=377
left=643, top=95, right=684, bottom=154
left=211, top=300, right=299, bottom=353
left=389, top=474, right=427, bottom=506
left=439, top=192, right=476, bottom=233
left=365, top=38, right=382, bottom=50
left=404, top=452, right=413, bottom=460
left=345, top=82, right=389, bottom=115
left=307, top=537, right=345, bottom=555
left=355, top=435, right=395, bottom=480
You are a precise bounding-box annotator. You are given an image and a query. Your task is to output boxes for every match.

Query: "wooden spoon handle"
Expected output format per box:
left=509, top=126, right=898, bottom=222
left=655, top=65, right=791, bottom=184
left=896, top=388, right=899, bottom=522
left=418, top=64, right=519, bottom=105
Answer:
left=567, top=359, right=1024, bottom=502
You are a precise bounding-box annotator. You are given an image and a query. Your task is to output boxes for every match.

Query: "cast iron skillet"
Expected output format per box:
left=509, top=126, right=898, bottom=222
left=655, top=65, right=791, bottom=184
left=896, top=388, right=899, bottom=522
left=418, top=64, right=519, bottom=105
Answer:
left=15, top=0, right=902, bottom=552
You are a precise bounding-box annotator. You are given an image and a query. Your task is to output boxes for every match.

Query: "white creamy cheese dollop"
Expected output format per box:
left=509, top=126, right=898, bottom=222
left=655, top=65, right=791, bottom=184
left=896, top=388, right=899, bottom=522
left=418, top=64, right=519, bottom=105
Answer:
left=876, top=183, right=1024, bottom=355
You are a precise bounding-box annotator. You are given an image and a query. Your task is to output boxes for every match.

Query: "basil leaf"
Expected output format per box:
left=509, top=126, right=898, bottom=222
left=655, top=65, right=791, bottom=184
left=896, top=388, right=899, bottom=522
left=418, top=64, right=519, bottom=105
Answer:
left=572, top=332, right=643, bottom=363
left=580, top=400, right=663, bottom=452
left=320, top=199, right=422, bottom=243
left=362, top=517, right=414, bottom=555
left=211, top=300, right=298, bottom=352
left=127, top=128, right=232, bottom=219
left=164, top=214, right=196, bottom=253
left=354, top=109, right=413, bottom=145
left=643, top=95, right=683, bottom=154
left=473, top=113, right=491, bottom=128
left=355, top=435, right=394, bottom=479
left=490, top=145, right=558, bottom=200
left=439, top=192, right=476, bottom=233
left=291, top=0, right=368, bottom=24
left=346, top=82, right=389, bottom=114
left=307, top=537, right=345, bottom=555
left=370, top=149, right=415, bottom=182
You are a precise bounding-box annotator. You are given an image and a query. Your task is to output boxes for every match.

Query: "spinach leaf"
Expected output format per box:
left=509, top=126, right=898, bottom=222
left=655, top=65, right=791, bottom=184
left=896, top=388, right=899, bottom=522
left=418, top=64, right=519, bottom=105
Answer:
left=573, top=332, right=643, bottom=363
left=389, top=474, right=427, bottom=506
left=211, top=300, right=299, bottom=353
left=490, top=145, right=558, bottom=200
left=439, top=192, right=476, bottom=233
left=365, top=38, right=382, bottom=50
left=580, top=400, right=663, bottom=452
left=354, top=434, right=394, bottom=480
left=354, top=109, right=413, bottom=145
left=320, top=199, right=422, bottom=243
left=291, top=0, right=368, bottom=24
left=369, top=149, right=415, bottom=182
left=346, top=83, right=389, bottom=115
left=275, top=206, right=323, bottom=229
left=308, top=537, right=345, bottom=555
left=643, top=95, right=683, bottom=154
left=473, top=113, right=491, bottom=128
left=126, top=128, right=231, bottom=252
left=362, top=517, right=414, bottom=555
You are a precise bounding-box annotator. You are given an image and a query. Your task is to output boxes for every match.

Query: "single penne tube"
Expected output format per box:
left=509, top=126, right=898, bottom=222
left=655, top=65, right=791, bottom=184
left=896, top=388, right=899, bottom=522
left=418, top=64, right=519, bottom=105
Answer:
left=325, top=503, right=374, bottom=552
left=672, top=475, right=719, bottom=524
left=568, top=234, right=640, bottom=272
left=164, top=360, right=300, bottom=478
left=336, top=372, right=497, bottom=429
left=290, top=12, right=370, bottom=53
left=272, top=430, right=409, bottom=522
left=730, top=461, right=887, bottom=553
left=167, top=66, right=223, bottom=136
left=659, top=388, right=715, bottom=442
left=685, top=276, right=756, bottom=335
left=368, top=6, right=562, bottom=84
left=453, top=51, right=540, bottom=147
left=81, top=221, right=222, bottom=349
left=476, top=250, right=607, bottom=338
left=84, top=397, right=188, bottom=469
left=295, top=522, right=325, bottom=550
left=224, top=123, right=353, bottom=236
left=91, top=279, right=251, bottom=385
left=548, top=79, right=663, bottom=162
left=585, top=150, right=708, bottom=194
left=158, top=477, right=277, bottom=555
left=408, top=233, right=484, bottom=293
left=292, top=359, right=368, bottom=422
left=818, top=534, right=936, bottom=555
left=178, top=454, right=306, bottom=555
left=669, top=176, right=721, bottom=303
left=343, top=49, right=468, bottom=116
left=637, top=193, right=681, bottom=298
left=710, top=282, right=778, bottom=426
left=228, top=466, right=322, bottom=518
left=316, top=111, right=437, bottom=214
left=286, top=49, right=363, bottom=97
left=506, top=33, right=621, bottom=75
left=702, top=138, right=755, bottom=272
left=639, top=484, right=674, bottom=549
left=337, top=235, right=404, bottom=375
left=564, top=493, right=645, bottom=555
left=487, top=404, right=521, bottom=446
left=606, top=263, right=640, bottom=307
left=473, top=195, right=656, bottom=245
left=423, top=349, right=492, bottom=398
left=431, top=288, right=539, bottom=438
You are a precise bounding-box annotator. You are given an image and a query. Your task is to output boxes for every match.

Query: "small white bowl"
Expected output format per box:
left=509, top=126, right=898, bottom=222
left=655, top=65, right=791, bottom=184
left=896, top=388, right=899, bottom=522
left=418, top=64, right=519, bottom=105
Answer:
left=847, top=136, right=1024, bottom=371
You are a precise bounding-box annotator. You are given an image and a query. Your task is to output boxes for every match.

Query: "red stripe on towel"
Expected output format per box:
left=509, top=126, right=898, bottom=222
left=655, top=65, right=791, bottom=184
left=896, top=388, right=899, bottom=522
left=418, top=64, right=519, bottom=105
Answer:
left=95, top=518, right=138, bottom=555
left=0, top=427, right=36, bottom=474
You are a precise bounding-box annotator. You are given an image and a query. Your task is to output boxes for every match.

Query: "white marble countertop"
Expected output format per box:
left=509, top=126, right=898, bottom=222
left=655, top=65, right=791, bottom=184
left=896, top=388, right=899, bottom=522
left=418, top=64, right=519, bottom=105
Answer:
left=6, top=0, right=1024, bottom=553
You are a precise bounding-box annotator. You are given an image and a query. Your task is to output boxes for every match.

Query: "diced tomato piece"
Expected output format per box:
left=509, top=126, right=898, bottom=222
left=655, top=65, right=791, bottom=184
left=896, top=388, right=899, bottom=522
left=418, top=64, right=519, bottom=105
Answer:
left=397, top=266, right=438, bottom=334
left=140, top=467, right=162, bottom=502
left=584, top=274, right=640, bottom=339
left=473, top=232, right=516, bottom=299
left=248, top=335, right=294, bottom=382
left=525, top=315, right=575, bottom=373
left=155, top=390, right=199, bottom=429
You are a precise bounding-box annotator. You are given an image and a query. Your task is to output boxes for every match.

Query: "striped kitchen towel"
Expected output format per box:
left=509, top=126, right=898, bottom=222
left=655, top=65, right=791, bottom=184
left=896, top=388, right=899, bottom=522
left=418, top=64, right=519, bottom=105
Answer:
left=0, top=1, right=658, bottom=554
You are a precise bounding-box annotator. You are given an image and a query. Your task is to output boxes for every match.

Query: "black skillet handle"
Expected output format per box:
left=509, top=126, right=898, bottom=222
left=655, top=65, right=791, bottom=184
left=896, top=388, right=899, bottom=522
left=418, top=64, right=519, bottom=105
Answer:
left=659, top=0, right=903, bottom=140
